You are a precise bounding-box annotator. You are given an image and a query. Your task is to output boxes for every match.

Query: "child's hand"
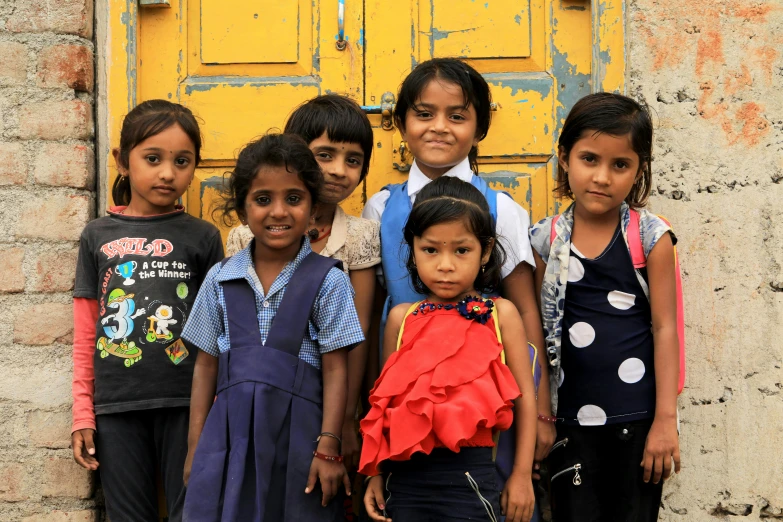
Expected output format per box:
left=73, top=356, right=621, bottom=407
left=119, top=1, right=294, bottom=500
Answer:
left=501, top=470, right=535, bottom=522
left=641, top=417, right=681, bottom=484
left=341, top=419, right=361, bottom=472
left=183, top=449, right=195, bottom=487
left=533, top=420, right=556, bottom=479
left=305, top=457, right=351, bottom=507
left=71, top=429, right=99, bottom=470
left=364, top=475, right=391, bottom=522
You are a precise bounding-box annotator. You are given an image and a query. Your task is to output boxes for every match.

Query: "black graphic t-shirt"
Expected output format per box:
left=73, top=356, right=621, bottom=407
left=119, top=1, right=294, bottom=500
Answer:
left=74, top=208, right=224, bottom=415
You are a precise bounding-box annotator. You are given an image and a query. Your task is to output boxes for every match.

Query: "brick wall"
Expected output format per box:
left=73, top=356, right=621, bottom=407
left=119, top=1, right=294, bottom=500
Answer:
left=0, top=1, right=98, bottom=520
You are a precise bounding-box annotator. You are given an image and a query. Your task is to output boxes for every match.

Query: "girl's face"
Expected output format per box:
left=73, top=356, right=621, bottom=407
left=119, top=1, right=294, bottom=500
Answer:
left=412, top=219, right=491, bottom=303
left=117, top=124, right=196, bottom=215
left=402, top=79, right=479, bottom=179
left=242, top=165, right=313, bottom=255
left=309, top=132, right=365, bottom=205
left=560, top=131, right=642, bottom=218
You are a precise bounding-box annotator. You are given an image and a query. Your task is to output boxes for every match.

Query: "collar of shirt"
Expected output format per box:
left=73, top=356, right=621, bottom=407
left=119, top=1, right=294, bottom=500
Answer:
left=406, top=157, right=473, bottom=201
left=215, top=237, right=313, bottom=300
left=320, top=205, right=347, bottom=259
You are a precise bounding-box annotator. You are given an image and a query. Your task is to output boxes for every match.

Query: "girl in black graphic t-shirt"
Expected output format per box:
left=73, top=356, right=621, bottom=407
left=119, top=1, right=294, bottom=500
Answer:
left=71, top=100, right=223, bottom=522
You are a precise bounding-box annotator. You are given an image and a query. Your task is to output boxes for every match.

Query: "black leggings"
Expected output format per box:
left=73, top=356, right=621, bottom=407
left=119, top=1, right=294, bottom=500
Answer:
left=549, top=420, right=663, bottom=522
left=383, top=448, right=502, bottom=522
left=95, top=407, right=189, bottom=522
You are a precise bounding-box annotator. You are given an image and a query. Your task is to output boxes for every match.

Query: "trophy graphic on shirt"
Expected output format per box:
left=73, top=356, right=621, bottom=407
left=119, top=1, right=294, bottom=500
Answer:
left=115, top=260, right=138, bottom=286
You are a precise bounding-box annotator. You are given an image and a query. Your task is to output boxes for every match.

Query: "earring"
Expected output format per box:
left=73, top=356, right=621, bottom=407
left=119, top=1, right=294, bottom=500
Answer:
left=306, top=215, right=319, bottom=241
left=481, top=265, right=486, bottom=273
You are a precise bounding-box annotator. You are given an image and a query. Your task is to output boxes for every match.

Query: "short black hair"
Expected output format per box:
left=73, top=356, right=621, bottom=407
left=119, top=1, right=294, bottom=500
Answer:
left=556, top=92, right=654, bottom=208
left=393, top=58, right=492, bottom=174
left=217, top=133, right=323, bottom=226
left=284, top=94, right=374, bottom=180
left=404, top=177, right=505, bottom=295
left=113, top=99, right=202, bottom=206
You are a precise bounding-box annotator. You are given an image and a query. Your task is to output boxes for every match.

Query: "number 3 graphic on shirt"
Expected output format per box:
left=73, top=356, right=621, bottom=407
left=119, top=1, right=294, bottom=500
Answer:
left=101, top=288, right=146, bottom=341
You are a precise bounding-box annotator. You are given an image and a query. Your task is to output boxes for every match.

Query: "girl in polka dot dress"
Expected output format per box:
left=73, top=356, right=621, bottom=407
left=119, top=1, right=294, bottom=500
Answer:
left=529, top=93, right=681, bottom=522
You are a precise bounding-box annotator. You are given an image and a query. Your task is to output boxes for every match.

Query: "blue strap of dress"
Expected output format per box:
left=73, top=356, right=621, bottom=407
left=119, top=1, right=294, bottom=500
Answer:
left=265, top=252, right=342, bottom=351
left=220, top=253, right=340, bottom=358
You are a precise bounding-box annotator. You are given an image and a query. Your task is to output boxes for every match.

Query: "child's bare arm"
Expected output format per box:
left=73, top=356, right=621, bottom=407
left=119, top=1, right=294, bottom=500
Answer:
left=184, top=349, right=218, bottom=485
left=343, top=267, right=375, bottom=469
left=306, top=348, right=351, bottom=506
left=496, top=299, right=537, bottom=522
left=503, top=257, right=555, bottom=471
left=644, top=231, right=681, bottom=484
left=382, top=303, right=408, bottom=369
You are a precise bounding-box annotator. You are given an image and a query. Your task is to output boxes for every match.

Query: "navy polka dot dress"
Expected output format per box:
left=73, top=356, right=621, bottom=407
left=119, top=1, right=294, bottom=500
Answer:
left=557, top=224, right=656, bottom=426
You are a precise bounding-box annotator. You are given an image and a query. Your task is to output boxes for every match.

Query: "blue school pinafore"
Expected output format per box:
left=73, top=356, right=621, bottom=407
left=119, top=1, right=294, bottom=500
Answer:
left=184, top=253, right=342, bottom=522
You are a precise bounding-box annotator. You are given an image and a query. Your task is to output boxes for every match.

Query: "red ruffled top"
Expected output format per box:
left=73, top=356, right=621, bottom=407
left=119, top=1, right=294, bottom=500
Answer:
left=358, top=300, right=522, bottom=476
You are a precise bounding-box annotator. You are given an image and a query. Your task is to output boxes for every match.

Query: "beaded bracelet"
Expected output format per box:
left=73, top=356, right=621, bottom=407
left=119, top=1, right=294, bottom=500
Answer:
left=313, top=450, right=344, bottom=463
left=537, top=414, right=557, bottom=423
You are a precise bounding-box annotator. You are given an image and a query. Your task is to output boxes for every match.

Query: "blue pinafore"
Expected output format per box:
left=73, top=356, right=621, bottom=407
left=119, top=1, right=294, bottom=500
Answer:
left=184, top=253, right=342, bottom=522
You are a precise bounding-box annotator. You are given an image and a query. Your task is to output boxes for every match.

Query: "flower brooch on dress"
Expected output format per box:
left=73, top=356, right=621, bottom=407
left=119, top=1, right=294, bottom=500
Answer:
left=412, top=295, right=495, bottom=324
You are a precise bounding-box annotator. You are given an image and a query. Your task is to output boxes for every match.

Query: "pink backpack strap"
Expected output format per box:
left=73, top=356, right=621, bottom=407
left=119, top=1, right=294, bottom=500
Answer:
left=549, top=215, right=560, bottom=246
left=627, top=209, right=646, bottom=268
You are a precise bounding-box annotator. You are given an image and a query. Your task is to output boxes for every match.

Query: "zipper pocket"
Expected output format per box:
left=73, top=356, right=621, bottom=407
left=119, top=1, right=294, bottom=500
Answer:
left=551, top=463, right=582, bottom=486
left=550, top=437, right=568, bottom=453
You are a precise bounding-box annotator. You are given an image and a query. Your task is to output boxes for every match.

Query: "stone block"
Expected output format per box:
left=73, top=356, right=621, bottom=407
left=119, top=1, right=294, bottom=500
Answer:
left=34, top=144, right=94, bottom=189
left=0, top=42, right=27, bottom=86
left=0, top=142, right=27, bottom=186
left=28, top=410, right=71, bottom=449
left=0, top=463, right=27, bottom=502
left=41, top=458, right=93, bottom=499
left=19, top=100, right=93, bottom=141
left=17, top=194, right=91, bottom=241
left=29, top=248, right=79, bottom=293
left=13, top=302, right=73, bottom=346
left=37, top=45, right=94, bottom=93
left=0, top=247, right=25, bottom=293
left=6, top=0, right=94, bottom=38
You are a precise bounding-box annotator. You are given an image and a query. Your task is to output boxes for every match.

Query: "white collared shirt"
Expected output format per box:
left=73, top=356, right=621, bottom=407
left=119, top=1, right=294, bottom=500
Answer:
left=362, top=158, right=535, bottom=279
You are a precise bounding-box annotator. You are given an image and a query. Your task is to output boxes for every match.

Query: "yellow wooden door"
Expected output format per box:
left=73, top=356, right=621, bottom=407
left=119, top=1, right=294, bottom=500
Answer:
left=108, top=0, right=624, bottom=233
left=360, top=0, right=624, bottom=222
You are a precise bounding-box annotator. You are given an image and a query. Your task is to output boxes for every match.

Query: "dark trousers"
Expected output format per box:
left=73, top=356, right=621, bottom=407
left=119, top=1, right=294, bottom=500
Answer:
left=383, top=448, right=501, bottom=521
left=95, top=407, right=189, bottom=522
left=549, top=419, right=663, bottom=522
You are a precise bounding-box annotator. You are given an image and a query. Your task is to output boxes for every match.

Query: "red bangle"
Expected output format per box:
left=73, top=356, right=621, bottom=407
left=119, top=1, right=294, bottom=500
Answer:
left=537, top=414, right=557, bottom=423
left=313, top=450, right=344, bottom=463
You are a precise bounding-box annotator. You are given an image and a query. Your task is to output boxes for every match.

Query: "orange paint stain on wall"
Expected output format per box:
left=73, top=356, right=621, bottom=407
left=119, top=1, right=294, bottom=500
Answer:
left=695, top=31, right=725, bottom=76
left=753, top=46, right=779, bottom=84
left=732, top=3, right=775, bottom=22
left=723, top=65, right=752, bottom=97
left=730, top=102, right=769, bottom=147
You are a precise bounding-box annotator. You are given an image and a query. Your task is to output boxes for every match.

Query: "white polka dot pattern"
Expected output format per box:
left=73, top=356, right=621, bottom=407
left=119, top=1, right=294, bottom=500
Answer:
left=577, top=404, right=607, bottom=426
left=568, top=257, right=585, bottom=282
left=607, top=290, right=636, bottom=310
left=568, top=322, right=595, bottom=348
left=618, top=358, right=646, bottom=383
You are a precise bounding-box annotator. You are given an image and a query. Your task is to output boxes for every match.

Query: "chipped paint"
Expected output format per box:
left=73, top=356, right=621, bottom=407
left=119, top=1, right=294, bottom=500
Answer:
left=183, top=75, right=320, bottom=95
left=486, top=72, right=552, bottom=98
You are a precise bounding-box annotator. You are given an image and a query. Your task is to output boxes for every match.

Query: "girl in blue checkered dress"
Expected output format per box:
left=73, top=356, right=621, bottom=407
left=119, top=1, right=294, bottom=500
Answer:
left=181, top=133, right=365, bottom=522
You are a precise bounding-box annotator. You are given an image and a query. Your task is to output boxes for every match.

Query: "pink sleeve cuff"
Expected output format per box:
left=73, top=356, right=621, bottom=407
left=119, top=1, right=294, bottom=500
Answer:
left=72, top=298, right=98, bottom=434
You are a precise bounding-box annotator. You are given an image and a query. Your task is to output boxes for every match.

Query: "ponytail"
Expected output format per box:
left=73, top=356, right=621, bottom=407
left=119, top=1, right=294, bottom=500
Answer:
left=111, top=174, right=132, bottom=206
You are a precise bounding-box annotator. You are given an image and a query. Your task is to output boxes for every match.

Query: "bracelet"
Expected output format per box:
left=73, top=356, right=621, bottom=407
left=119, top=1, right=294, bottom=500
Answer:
left=316, top=432, right=342, bottom=447
left=537, top=414, right=557, bottom=423
left=313, top=450, right=344, bottom=463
